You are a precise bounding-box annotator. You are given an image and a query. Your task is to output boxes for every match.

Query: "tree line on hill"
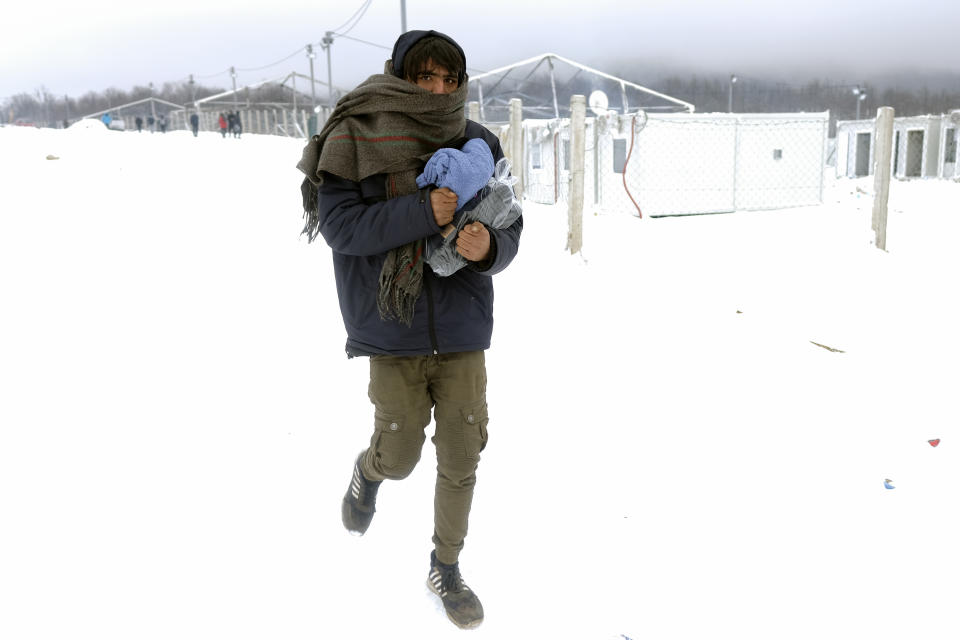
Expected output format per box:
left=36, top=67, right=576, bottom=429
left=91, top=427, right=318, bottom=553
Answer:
left=4, top=73, right=959, bottom=136
left=646, top=74, right=960, bottom=134
left=1, top=80, right=301, bottom=128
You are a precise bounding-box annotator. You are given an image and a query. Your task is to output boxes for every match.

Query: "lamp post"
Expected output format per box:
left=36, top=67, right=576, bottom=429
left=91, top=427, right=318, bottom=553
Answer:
left=853, top=85, right=867, bottom=120
left=728, top=73, right=737, bottom=112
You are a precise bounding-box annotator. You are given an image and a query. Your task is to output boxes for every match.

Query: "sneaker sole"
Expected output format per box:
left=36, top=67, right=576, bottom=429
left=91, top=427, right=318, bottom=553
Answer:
left=426, top=578, right=483, bottom=630
left=341, top=498, right=371, bottom=536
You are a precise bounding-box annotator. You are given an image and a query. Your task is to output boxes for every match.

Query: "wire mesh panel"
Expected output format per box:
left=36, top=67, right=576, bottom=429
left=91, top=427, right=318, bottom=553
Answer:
left=734, top=116, right=828, bottom=211
left=520, top=118, right=597, bottom=207
left=556, top=130, right=570, bottom=204
left=524, top=119, right=561, bottom=205
left=600, top=113, right=737, bottom=216
left=583, top=119, right=598, bottom=208
left=593, top=111, right=828, bottom=216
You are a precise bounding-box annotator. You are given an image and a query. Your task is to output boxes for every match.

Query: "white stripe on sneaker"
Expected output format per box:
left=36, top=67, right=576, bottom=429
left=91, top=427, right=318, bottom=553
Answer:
left=351, top=466, right=361, bottom=500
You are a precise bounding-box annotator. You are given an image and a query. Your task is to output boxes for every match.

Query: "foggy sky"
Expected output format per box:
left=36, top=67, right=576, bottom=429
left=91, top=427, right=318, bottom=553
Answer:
left=2, top=0, right=959, bottom=101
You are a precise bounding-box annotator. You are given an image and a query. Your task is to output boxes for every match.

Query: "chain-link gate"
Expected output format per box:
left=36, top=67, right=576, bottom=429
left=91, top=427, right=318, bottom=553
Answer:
left=524, top=119, right=561, bottom=204
left=594, top=112, right=828, bottom=216
left=524, top=111, right=828, bottom=217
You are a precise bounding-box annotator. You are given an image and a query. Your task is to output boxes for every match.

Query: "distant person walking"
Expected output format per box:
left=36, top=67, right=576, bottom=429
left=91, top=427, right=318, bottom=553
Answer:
left=218, top=113, right=228, bottom=138
left=231, top=111, right=242, bottom=138
left=135, top=116, right=143, bottom=132
left=101, top=112, right=112, bottom=128
left=158, top=113, right=167, bottom=133
left=147, top=115, right=155, bottom=133
left=190, top=112, right=200, bottom=137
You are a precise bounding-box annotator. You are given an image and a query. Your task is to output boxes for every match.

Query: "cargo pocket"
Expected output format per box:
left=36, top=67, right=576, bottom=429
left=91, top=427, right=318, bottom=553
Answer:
left=459, top=401, right=489, bottom=459
left=371, top=410, right=406, bottom=472
left=371, top=410, right=426, bottom=478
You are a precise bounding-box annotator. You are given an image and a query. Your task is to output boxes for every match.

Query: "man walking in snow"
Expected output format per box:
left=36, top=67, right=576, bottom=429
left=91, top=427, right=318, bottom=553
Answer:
left=296, top=29, right=522, bottom=630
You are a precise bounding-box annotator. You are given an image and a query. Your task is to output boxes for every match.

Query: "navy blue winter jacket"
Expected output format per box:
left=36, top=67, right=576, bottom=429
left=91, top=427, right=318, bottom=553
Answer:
left=316, top=120, right=523, bottom=357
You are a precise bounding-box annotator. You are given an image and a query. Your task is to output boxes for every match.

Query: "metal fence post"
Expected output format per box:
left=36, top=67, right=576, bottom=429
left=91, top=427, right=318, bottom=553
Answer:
left=593, top=117, right=600, bottom=205
left=567, top=95, right=586, bottom=254
left=872, top=106, right=895, bottom=250
left=732, top=115, right=740, bottom=211
left=508, top=98, right=524, bottom=199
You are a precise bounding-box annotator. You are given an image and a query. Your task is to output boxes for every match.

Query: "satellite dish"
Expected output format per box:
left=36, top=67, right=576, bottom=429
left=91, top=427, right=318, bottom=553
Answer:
left=588, top=90, right=610, bottom=116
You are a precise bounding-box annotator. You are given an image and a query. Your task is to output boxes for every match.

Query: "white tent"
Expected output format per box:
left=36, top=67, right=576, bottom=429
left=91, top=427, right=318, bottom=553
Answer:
left=467, top=53, right=694, bottom=122
left=82, top=97, right=185, bottom=131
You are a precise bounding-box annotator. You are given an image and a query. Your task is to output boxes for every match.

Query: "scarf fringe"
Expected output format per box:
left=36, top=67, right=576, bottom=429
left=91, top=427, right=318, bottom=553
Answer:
left=377, top=239, right=424, bottom=327
left=300, top=178, right=321, bottom=243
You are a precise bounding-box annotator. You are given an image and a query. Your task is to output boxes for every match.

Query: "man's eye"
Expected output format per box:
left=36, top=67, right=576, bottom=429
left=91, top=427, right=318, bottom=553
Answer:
left=418, top=74, right=432, bottom=81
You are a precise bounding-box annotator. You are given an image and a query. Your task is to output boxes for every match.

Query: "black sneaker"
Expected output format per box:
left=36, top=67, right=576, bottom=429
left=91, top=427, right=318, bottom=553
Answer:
left=427, top=551, right=484, bottom=629
left=341, top=452, right=381, bottom=535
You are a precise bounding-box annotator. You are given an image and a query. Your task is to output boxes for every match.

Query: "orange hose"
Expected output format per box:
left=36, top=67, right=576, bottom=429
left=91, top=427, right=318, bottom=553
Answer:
left=622, top=115, right=643, bottom=218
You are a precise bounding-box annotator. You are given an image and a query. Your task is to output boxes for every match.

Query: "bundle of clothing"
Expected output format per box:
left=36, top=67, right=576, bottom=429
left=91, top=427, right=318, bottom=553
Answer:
left=416, top=144, right=521, bottom=277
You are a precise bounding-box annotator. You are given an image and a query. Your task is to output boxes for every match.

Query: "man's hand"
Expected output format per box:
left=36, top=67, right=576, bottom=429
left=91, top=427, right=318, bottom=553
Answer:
left=456, top=222, right=491, bottom=262
left=430, top=187, right=457, bottom=227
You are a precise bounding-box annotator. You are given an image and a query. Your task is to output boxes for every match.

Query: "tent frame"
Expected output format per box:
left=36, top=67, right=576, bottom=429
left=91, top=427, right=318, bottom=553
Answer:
left=470, top=53, right=695, bottom=119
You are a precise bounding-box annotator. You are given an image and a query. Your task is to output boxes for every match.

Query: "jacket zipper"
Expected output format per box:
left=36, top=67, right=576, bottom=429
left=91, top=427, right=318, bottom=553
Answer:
left=424, top=274, right=440, bottom=354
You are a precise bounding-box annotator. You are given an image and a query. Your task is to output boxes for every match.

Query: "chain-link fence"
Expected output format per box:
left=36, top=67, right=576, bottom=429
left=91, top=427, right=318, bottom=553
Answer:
left=80, top=103, right=332, bottom=138
left=167, top=107, right=327, bottom=137
left=523, top=119, right=562, bottom=204
left=522, top=110, right=829, bottom=217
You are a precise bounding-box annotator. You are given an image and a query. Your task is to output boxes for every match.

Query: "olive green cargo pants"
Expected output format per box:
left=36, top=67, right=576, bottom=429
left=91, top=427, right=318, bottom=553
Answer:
left=359, top=350, right=488, bottom=565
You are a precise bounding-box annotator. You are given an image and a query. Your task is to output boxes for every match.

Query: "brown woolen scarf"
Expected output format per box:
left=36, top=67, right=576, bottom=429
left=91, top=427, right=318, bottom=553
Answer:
left=296, top=61, right=468, bottom=326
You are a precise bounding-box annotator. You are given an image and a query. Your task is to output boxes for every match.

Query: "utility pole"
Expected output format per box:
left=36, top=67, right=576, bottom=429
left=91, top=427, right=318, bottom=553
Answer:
left=188, top=74, right=198, bottom=132
left=292, top=73, right=298, bottom=119
left=322, top=31, right=335, bottom=111
left=149, top=82, right=157, bottom=122
left=307, top=44, right=317, bottom=113
left=400, top=0, right=407, bottom=33
left=729, top=74, right=737, bottom=112
left=64, top=94, right=70, bottom=127
left=231, top=66, right=238, bottom=112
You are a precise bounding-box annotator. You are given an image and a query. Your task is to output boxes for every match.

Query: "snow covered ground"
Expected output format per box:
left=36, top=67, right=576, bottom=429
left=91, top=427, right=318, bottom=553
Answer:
left=1, top=122, right=958, bottom=640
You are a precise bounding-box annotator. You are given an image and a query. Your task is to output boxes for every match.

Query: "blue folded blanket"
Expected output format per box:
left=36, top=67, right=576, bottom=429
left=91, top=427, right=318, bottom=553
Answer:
left=416, top=138, right=495, bottom=210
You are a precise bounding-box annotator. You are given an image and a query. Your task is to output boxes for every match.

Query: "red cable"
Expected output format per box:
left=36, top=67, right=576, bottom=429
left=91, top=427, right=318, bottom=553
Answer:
left=622, top=115, right=643, bottom=218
